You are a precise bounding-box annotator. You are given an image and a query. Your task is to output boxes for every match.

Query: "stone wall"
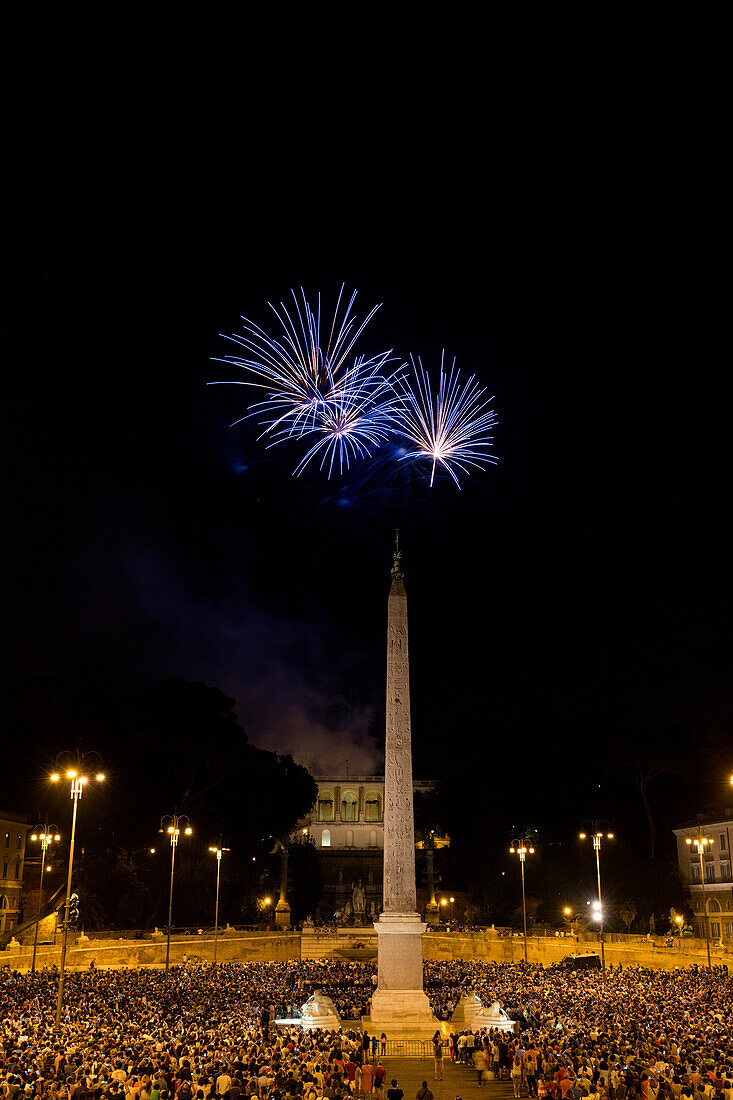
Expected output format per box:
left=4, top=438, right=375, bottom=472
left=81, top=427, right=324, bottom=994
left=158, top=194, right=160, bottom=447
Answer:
left=2, top=931, right=300, bottom=972
left=3, top=927, right=730, bottom=973
left=301, top=929, right=377, bottom=960
left=422, top=931, right=731, bottom=971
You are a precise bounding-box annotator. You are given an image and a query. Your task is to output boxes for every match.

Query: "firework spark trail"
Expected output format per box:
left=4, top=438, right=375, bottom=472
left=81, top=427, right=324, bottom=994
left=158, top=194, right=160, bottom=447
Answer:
left=277, top=355, right=403, bottom=478
left=210, top=289, right=499, bottom=492
left=210, top=285, right=386, bottom=437
left=394, top=353, right=498, bottom=488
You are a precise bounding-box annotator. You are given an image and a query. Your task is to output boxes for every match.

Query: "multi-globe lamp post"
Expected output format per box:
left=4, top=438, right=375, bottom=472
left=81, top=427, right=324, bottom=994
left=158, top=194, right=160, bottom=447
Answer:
left=686, top=827, right=714, bottom=969
left=579, top=822, right=614, bottom=972
left=160, top=813, right=192, bottom=972
left=28, top=824, right=60, bottom=973
left=509, top=837, right=534, bottom=962
left=209, top=844, right=230, bottom=964
left=50, top=757, right=105, bottom=1025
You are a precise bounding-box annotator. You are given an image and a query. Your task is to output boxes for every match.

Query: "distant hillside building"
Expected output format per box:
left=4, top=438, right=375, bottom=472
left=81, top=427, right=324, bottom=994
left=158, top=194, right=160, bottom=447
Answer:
left=673, top=812, right=733, bottom=942
left=303, top=774, right=434, bottom=921
left=0, top=812, right=29, bottom=935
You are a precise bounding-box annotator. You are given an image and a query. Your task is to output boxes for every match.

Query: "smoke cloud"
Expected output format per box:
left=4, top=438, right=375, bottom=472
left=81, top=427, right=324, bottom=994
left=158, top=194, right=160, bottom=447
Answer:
left=121, top=546, right=381, bottom=775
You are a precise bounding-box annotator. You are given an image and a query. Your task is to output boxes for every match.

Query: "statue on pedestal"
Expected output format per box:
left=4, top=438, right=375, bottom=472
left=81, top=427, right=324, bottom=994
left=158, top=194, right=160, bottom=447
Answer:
left=352, top=880, right=365, bottom=912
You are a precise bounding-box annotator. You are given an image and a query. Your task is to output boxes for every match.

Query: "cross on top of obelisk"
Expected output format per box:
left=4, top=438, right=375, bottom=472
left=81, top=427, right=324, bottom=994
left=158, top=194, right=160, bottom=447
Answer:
left=391, top=528, right=403, bottom=579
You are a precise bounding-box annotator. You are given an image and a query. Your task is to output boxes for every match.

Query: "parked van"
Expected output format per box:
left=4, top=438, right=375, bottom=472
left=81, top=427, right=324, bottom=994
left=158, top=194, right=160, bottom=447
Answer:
left=551, top=952, right=602, bottom=972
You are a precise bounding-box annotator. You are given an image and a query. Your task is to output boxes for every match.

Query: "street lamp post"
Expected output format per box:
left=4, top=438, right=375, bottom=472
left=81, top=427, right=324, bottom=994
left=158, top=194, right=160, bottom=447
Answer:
left=160, top=813, right=192, bottom=972
left=51, top=757, right=105, bottom=1026
left=675, top=914, right=683, bottom=949
left=208, top=845, right=230, bottom=964
left=579, top=823, right=614, bottom=972
left=509, top=838, right=535, bottom=962
left=440, top=897, right=448, bottom=927
left=28, top=824, right=60, bottom=973
left=686, top=825, right=714, bottom=969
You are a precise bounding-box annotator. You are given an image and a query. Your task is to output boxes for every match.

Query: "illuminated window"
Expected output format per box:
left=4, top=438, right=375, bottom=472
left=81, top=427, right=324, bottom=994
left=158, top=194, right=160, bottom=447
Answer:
left=317, top=796, right=334, bottom=822
left=3, top=834, right=9, bottom=849
left=341, top=791, right=358, bottom=822
left=16, top=835, right=22, bottom=849
left=365, top=794, right=382, bottom=822
left=321, top=829, right=331, bottom=848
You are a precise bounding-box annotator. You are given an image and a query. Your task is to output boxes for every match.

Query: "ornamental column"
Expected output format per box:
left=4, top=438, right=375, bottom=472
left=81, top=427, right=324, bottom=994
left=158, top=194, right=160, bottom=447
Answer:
left=368, top=534, right=437, bottom=1037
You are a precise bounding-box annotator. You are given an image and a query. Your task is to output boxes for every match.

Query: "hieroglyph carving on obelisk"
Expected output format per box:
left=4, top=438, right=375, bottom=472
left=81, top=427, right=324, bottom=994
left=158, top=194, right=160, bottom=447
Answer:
left=383, top=537, right=418, bottom=916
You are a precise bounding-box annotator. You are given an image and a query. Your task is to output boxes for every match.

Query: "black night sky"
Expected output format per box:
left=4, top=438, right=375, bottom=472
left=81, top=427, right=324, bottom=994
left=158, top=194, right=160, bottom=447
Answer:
left=3, top=17, right=732, bottom=872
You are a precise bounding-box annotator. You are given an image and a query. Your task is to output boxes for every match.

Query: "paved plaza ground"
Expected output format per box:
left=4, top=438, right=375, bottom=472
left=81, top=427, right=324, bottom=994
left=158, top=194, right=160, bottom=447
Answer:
left=382, top=1056, right=515, bottom=1100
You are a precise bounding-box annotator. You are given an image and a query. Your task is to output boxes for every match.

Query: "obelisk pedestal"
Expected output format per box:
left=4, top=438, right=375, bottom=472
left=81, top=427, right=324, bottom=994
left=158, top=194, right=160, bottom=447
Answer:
left=367, top=538, right=438, bottom=1039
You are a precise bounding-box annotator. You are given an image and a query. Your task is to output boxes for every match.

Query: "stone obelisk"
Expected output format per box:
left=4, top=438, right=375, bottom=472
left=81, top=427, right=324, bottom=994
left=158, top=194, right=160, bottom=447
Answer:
left=369, top=535, right=437, bottom=1037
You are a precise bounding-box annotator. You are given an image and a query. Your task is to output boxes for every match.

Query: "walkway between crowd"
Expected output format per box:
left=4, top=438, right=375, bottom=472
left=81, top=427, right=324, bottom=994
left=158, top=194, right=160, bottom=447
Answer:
left=383, top=1055, right=515, bottom=1100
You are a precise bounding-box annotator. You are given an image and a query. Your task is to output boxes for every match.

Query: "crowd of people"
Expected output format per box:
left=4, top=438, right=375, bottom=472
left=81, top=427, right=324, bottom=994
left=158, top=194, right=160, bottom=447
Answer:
left=0, top=960, right=730, bottom=1100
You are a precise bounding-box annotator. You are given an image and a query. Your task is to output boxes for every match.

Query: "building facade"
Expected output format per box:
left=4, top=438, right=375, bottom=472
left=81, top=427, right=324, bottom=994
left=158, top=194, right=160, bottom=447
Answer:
left=303, top=775, right=434, bottom=921
left=0, top=813, right=29, bottom=935
left=673, top=813, right=733, bottom=942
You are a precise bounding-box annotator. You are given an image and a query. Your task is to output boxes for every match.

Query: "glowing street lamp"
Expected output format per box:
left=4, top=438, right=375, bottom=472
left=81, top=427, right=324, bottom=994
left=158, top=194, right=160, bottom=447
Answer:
left=50, top=753, right=104, bottom=1025
left=28, top=824, right=61, bottom=973
left=675, top=913, right=683, bottom=948
left=579, top=821, right=614, bottom=973
left=160, top=813, right=192, bottom=972
left=686, top=826, right=714, bottom=969
left=509, top=838, right=535, bottom=962
left=208, top=844, right=230, bottom=964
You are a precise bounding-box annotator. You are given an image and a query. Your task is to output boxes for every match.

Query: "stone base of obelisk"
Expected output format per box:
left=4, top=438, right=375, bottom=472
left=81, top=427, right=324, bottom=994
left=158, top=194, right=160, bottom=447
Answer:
left=366, top=914, right=439, bottom=1039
